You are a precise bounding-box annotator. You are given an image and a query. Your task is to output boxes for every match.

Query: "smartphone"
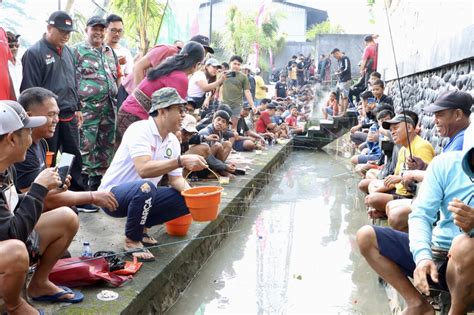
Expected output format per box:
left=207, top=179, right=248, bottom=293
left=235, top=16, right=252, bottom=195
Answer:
left=226, top=71, right=236, bottom=78
left=56, top=153, right=75, bottom=188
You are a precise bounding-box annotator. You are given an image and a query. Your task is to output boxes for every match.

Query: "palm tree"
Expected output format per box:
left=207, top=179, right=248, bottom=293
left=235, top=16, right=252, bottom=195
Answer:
left=109, top=0, right=165, bottom=55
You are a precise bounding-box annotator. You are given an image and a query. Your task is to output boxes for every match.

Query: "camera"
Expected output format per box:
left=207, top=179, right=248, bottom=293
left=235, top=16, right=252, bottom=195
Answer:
left=226, top=71, right=236, bottom=78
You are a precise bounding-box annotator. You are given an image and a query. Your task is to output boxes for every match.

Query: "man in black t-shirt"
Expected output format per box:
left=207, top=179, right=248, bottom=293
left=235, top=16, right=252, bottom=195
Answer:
left=287, top=55, right=297, bottom=72
left=331, top=48, right=352, bottom=116
left=233, top=104, right=265, bottom=151
left=296, top=56, right=305, bottom=87
left=274, top=74, right=288, bottom=98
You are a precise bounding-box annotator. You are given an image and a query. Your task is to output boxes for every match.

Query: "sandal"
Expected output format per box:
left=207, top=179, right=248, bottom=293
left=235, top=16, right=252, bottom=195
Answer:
left=124, top=247, right=155, bottom=262
left=31, top=286, right=84, bottom=304
left=142, top=233, right=158, bottom=247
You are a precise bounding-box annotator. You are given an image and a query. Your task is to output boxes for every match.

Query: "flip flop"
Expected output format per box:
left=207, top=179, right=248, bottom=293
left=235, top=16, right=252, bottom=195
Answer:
left=31, top=286, right=84, bottom=304
left=125, top=247, right=155, bottom=262
left=142, top=233, right=158, bottom=247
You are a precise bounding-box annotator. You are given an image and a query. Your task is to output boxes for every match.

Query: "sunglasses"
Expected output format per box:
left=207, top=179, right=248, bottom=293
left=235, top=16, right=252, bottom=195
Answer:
left=9, top=43, right=19, bottom=48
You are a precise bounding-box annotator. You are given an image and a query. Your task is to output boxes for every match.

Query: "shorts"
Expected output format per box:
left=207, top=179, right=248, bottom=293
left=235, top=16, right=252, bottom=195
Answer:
left=230, top=106, right=242, bottom=118
left=325, top=107, right=334, bottom=116
left=373, top=226, right=448, bottom=291
left=233, top=139, right=246, bottom=152
left=387, top=189, right=413, bottom=200
left=357, top=153, right=381, bottom=164
left=338, top=80, right=351, bottom=98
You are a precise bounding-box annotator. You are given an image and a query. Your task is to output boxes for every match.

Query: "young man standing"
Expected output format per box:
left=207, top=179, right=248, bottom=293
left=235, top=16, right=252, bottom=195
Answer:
left=0, top=101, right=83, bottom=313
left=360, top=35, right=378, bottom=86
left=98, top=88, right=208, bottom=261
left=331, top=48, right=352, bottom=116
left=20, top=11, right=85, bottom=192
left=275, top=74, right=288, bottom=98
left=221, top=55, right=256, bottom=126
left=105, top=14, right=134, bottom=77
left=0, top=26, right=15, bottom=100
left=73, top=16, right=120, bottom=191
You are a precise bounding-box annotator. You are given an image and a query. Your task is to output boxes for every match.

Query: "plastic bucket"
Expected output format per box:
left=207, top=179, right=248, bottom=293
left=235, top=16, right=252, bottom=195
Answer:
left=165, top=214, right=193, bottom=236
left=181, top=186, right=224, bottom=221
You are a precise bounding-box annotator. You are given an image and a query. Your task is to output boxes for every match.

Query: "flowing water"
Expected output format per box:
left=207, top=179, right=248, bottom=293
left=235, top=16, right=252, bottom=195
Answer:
left=167, top=150, right=391, bottom=315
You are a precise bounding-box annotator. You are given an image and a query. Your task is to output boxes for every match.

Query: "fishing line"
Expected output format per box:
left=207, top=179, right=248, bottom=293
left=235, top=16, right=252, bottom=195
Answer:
left=383, top=0, right=413, bottom=159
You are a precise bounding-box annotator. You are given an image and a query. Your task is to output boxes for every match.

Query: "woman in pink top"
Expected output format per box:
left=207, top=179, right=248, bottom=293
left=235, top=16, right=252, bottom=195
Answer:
left=117, top=41, right=205, bottom=143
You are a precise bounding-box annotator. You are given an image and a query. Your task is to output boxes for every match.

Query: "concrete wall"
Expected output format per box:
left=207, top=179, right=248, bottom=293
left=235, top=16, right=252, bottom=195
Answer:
left=198, top=1, right=309, bottom=42
left=375, top=0, right=474, bottom=80
left=314, top=34, right=366, bottom=81
left=273, top=41, right=314, bottom=70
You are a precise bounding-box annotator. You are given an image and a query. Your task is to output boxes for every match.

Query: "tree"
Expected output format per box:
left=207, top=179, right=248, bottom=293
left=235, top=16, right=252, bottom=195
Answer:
left=216, top=5, right=286, bottom=72
left=109, top=0, right=165, bottom=55
left=306, top=21, right=344, bottom=41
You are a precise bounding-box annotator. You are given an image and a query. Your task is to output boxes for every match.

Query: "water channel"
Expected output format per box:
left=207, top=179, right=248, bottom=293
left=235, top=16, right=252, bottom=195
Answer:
left=167, top=150, right=391, bottom=314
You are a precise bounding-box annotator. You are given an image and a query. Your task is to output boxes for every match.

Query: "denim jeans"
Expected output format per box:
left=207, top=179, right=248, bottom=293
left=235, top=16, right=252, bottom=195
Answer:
left=103, top=180, right=188, bottom=241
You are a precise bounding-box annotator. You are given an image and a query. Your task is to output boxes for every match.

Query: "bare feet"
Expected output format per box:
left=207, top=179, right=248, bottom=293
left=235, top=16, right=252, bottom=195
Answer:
left=28, top=279, right=74, bottom=301
left=7, top=298, right=39, bottom=315
left=124, top=238, right=155, bottom=261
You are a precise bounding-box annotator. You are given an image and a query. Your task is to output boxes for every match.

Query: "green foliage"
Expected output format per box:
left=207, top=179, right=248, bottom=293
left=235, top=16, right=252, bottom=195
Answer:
left=215, top=5, right=286, bottom=71
left=305, top=20, right=344, bottom=41
left=109, top=0, right=165, bottom=54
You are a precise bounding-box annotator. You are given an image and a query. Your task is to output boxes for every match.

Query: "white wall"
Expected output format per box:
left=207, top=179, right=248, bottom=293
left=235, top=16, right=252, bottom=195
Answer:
left=374, top=0, right=473, bottom=80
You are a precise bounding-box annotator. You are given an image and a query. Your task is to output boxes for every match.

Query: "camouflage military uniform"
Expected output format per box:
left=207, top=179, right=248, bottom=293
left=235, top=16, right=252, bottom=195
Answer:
left=73, top=42, right=119, bottom=178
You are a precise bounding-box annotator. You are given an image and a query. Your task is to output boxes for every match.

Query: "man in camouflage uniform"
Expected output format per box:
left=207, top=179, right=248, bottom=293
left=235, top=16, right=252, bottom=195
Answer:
left=73, top=16, right=120, bottom=190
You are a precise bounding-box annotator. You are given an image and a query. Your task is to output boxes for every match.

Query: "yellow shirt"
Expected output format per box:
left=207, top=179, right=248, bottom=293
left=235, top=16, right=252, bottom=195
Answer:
left=289, top=67, right=297, bottom=80
left=394, top=135, right=435, bottom=196
left=255, top=75, right=267, bottom=99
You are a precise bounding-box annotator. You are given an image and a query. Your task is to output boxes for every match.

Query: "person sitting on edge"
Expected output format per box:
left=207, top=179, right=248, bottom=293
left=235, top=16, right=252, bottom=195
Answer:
left=350, top=91, right=376, bottom=147
left=257, top=98, right=271, bottom=114
left=386, top=90, right=472, bottom=232
left=233, top=103, right=266, bottom=151
left=0, top=101, right=83, bottom=313
left=365, top=113, right=435, bottom=218
left=371, top=79, right=393, bottom=107
left=198, top=110, right=236, bottom=173
left=255, top=102, right=283, bottom=140
left=322, top=91, right=339, bottom=120
left=285, top=106, right=305, bottom=135
left=98, top=87, right=208, bottom=262
left=357, top=123, right=474, bottom=315
left=14, top=87, right=118, bottom=212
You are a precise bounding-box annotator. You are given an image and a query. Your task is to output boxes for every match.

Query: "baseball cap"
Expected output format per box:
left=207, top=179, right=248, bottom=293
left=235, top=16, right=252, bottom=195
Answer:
left=181, top=114, right=198, bottom=133
left=47, top=11, right=75, bottom=32
left=214, top=110, right=231, bottom=124
left=205, top=58, right=221, bottom=68
left=189, top=35, right=214, bottom=54
left=242, top=103, right=251, bottom=110
left=149, top=87, right=187, bottom=113
left=0, top=101, right=47, bottom=135
left=86, top=16, right=107, bottom=28
left=382, top=114, right=415, bottom=130
left=423, top=90, right=473, bottom=115
left=267, top=102, right=278, bottom=109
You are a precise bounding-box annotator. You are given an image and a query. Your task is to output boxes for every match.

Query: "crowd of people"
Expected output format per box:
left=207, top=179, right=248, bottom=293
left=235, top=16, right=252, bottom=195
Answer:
left=0, top=10, right=318, bottom=313
left=331, top=34, right=474, bottom=314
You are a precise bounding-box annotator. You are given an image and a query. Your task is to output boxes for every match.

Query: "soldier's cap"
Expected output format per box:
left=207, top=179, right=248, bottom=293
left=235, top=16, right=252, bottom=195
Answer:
left=382, top=114, right=415, bottom=130
left=149, top=87, right=187, bottom=113
left=189, top=35, right=214, bottom=54
left=423, top=90, right=473, bottom=115
left=181, top=114, right=198, bottom=133
left=0, top=101, right=47, bottom=135
left=87, top=16, right=107, bottom=28
left=47, top=11, right=75, bottom=32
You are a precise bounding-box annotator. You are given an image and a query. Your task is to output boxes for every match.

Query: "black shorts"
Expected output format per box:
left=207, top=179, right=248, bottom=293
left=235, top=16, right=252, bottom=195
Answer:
left=373, top=226, right=448, bottom=291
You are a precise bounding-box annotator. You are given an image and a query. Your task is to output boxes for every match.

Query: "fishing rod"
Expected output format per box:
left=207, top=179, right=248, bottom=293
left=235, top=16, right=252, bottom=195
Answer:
left=383, top=0, right=413, bottom=159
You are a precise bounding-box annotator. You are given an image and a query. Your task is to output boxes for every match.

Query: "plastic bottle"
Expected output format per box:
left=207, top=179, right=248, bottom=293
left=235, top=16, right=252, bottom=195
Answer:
left=81, top=242, right=92, bottom=257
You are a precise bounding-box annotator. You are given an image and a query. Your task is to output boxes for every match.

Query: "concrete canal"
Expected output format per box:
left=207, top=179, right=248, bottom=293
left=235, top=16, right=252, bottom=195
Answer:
left=167, top=150, right=391, bottom=314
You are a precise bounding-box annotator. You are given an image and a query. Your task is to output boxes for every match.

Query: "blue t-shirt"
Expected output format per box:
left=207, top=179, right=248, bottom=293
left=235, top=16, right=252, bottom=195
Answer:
left=443, top=128, right=465, bottom=152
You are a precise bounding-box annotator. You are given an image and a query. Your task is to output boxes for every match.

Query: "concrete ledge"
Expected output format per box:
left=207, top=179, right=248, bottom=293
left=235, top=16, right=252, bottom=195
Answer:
left=38, top=141, right=292, bottom=315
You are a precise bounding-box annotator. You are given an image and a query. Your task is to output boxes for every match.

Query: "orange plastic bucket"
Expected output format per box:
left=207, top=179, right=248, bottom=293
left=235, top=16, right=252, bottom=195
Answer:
left=181, top=186, right=224, bottom=221
left=45, top=151, right=54, bottom=167
left=165, top=214, right=193, bottom=236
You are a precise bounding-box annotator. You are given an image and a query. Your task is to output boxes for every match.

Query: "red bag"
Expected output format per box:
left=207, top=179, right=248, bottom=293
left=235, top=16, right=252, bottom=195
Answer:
left=49, top=257, right=132, bottom=288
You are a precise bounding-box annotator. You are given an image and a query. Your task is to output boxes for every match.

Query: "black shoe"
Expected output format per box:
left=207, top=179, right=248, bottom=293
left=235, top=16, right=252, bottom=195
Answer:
left=77, top=203, right=99, bottom=213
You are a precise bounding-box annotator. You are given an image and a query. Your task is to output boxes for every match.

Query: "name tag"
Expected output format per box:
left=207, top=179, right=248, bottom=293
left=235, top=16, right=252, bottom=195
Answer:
left=2, top=184, right=19, bottom=214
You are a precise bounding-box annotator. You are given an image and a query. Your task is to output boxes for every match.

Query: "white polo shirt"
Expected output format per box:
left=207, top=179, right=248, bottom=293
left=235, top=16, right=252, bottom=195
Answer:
left=99, top=117, right=182, bottom=191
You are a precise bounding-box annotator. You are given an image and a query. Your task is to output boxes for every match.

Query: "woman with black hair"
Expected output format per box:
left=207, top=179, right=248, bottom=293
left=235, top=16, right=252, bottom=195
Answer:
left=117, top=41, right=205, bottom=144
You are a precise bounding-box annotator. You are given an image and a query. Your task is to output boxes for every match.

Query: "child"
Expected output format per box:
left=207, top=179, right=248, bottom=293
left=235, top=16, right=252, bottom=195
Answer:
left=322, top=91, right=339, bottom=119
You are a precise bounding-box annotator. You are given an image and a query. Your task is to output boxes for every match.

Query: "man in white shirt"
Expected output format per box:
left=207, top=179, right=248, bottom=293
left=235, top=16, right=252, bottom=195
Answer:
left=99, top=87, right=207, bottom=261
left=105, top=14, right=134, bottom=77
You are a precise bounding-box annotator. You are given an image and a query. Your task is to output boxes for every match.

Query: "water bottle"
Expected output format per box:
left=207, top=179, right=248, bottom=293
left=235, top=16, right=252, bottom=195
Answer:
left=81, top=242, right=92, bottom=257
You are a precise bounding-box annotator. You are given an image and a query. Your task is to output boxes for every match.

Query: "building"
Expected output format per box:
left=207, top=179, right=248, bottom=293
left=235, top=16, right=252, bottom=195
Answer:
left=198, top=0, right=328, bottom=43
